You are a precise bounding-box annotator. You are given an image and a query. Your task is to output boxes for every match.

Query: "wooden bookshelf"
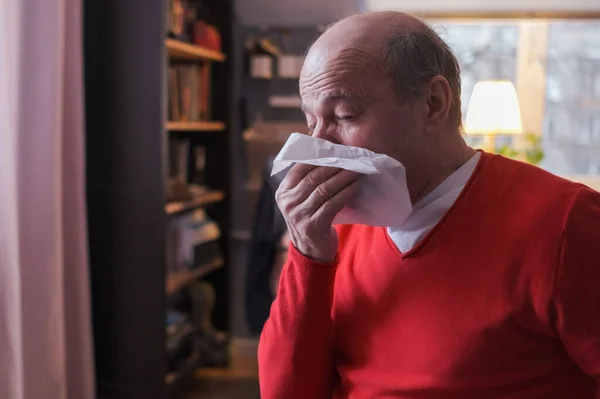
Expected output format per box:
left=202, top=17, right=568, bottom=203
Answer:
left=166, top=257, right=225, bottom=296
left=163, top=2, right=234, bottom=394
left=166, top=121, right=226, bottom=132
left=165, top=190, right=225, bottom=216
left=166, top=39, right=226, bottom=62
left=86, top=1, right=235, bottom=397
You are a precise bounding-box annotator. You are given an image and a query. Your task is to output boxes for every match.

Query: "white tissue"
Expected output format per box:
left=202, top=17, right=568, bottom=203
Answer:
left=271, top=133, right=412, bottom=227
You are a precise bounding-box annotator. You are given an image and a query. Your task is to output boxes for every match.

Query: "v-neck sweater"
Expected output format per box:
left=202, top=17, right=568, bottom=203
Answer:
left=258, top=152, right=600, bottom=399
left=388, top=151, right=480, bottom=253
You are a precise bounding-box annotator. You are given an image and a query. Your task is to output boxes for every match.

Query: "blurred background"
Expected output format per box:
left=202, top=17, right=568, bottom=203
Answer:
left=1, top=0, right=599, bottom=398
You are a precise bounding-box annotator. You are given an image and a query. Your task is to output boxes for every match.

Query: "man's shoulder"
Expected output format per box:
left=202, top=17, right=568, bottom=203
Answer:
left=483, top=154, right=589, bottom=207
left=486, top=154, right=573, bottom=186
left=469, top=154, right=599, bottom=239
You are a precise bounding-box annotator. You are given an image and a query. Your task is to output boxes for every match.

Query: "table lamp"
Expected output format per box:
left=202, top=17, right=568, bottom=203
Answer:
left=464, top=80, right=524, bottom=153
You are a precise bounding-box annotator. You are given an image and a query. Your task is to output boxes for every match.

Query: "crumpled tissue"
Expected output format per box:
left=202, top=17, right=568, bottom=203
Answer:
left=271, top=133, right=412, bottom=227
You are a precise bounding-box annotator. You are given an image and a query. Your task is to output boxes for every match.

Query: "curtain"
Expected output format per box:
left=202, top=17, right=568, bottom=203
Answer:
left=0, top=0, right=95, bottom=398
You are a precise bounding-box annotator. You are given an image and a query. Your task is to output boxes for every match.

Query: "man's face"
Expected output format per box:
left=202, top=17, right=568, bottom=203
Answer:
left=299, top=46, right=426, bottom=166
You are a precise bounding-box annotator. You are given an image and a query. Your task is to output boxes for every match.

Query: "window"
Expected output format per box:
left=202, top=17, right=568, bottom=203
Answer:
left=430, top=18, right=600, bottom=181
left=432, top=22, right=519, bottom=119
left=544, top=21, right=600, bottom=176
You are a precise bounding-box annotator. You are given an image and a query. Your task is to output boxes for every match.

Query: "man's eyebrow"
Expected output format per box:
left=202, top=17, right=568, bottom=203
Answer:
left=301, top=90, right=364, bottom=114
left=322, top=91, right=358, bottom=105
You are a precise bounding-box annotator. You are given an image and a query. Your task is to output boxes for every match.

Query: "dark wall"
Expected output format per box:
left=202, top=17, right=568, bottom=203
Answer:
left=241, top=26, right=321, bottom=128
left=84, top=1, right=167, bottom=398
left=230, top=26, right=322, bottom=336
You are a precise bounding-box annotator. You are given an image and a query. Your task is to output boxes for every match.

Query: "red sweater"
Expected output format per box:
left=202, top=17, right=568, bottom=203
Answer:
left=258, top=153, right=600, bottom=399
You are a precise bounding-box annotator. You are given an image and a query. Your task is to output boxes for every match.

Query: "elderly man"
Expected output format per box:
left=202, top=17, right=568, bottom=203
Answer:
left=258, top=11, right=600, bottom=399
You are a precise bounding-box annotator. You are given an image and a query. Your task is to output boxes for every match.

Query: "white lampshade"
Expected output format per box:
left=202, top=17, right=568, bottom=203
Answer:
left=464, top=80, right=524, bottom=135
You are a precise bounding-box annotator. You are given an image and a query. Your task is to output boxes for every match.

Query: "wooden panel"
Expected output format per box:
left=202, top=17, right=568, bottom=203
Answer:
left=515, top=22, right=549, bottom=136
left=368, top=0, right=600, bottom=15
left=419, top=11, right=600, bottom=19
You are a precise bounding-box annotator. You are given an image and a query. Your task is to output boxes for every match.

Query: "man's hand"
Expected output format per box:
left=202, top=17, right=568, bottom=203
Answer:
left=275, top=164, right=360, bottom=262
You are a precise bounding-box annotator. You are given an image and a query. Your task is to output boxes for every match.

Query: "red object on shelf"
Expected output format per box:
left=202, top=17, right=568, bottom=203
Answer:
left=194, top=21, right=221, bottom=52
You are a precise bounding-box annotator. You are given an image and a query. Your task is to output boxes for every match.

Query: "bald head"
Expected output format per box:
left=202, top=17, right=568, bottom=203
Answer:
left=304, top=12, right=462, bottom=129
left=316, top=11, right=428, bottom=51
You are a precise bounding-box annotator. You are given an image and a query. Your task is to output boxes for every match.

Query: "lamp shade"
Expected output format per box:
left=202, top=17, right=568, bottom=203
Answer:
left=464, top=80, right=523, bottom=135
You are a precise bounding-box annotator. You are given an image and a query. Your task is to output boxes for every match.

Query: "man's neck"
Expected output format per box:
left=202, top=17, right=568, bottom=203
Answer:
left=408, top=142, right=477, bottom=205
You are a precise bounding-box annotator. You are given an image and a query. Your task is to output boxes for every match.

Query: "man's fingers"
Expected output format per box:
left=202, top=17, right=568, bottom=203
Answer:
left=303, top=170, right=360, bottom=214
left=313, top=178, right=359, bottom=222
left=279, top=165, right=345, bottom=207
left=294, top=166, right=345, bottom=194
left=279, top=163, right=317, bottom=190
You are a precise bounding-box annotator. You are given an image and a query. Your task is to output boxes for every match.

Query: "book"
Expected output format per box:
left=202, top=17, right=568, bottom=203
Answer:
left=166, top=64, right=212, bottom=123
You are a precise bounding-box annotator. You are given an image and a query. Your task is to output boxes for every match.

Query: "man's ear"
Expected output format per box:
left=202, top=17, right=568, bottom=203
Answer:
left=424, top=76, right=452, bottom=130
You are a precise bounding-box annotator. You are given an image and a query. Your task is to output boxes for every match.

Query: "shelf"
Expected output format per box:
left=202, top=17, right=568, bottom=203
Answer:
left=165, top=190, right=225, bottom=216
left=268, top=95, right=302, bottom=108
left=166, top=257, right=225, bottom=296
left=166, top=121, right=226, bottom=132
left=166, top=39, right=226, bottom=62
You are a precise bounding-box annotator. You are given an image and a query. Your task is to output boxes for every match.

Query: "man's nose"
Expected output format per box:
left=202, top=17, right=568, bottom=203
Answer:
left=311, top=125, right=339, bottom=144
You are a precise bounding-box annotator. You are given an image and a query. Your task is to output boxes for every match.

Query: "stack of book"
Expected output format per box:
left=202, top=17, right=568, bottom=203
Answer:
left=167, top=64, right=212, bottom=122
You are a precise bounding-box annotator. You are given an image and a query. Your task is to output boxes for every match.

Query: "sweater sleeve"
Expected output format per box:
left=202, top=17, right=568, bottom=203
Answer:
left=258, top=243, right=337, bottom=399
left=554, top=186, right=600, bottom=379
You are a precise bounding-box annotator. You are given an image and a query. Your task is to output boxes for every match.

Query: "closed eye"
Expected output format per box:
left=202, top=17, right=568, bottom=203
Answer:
left=336, top=115, right=354, bottom=122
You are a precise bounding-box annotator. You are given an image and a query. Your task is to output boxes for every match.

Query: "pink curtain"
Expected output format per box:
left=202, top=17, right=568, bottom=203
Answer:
left=0, top=0, right=95, bottom=398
